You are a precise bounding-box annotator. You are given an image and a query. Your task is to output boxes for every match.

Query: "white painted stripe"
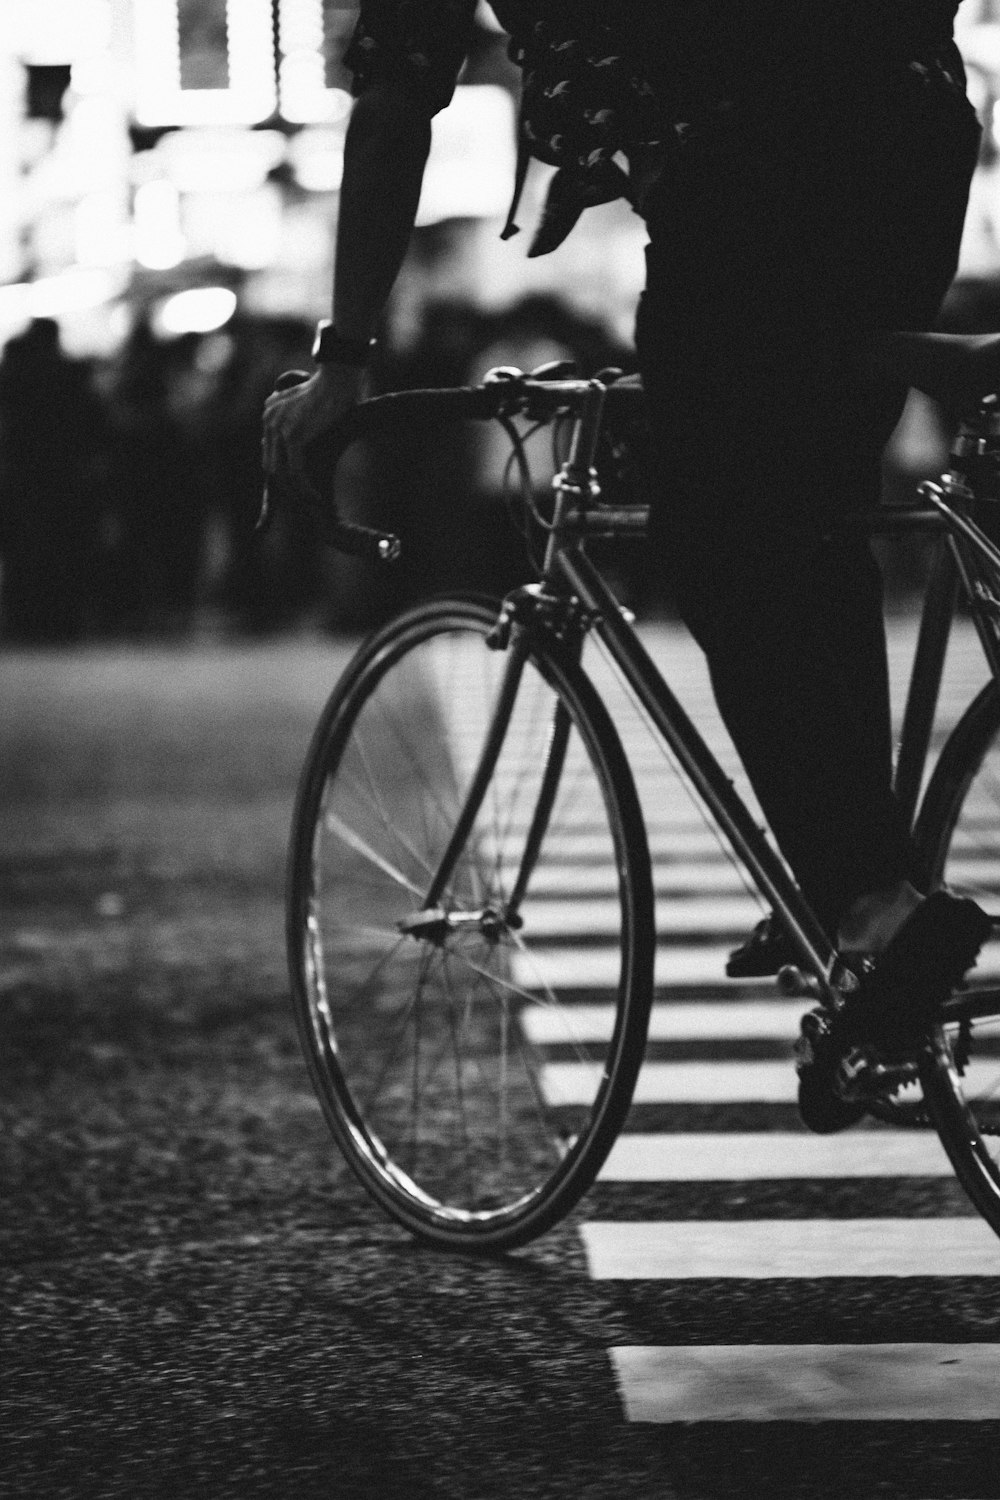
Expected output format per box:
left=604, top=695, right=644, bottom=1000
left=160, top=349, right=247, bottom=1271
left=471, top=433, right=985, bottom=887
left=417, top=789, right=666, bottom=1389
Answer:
left=519, top=896, right=760, bottom=938
left=480, top=819, right=1000, bottom=863
left=542, top=1061, right=796, bottom=1105
left=581, top=1218, right=1000, bottom=1279
left=507, top=829, right=734, bottom=859
left=950, top=850, right=1000, bottom=875
left=513, top=945, right=753, bottom=989
left=526, top=856, right=999, bottom=893
left=470, top=802, right=709, bottom=831
left=542, top=1059, right=998, bottom=1106
left=527, top=862, right=750, bottom=896
left=598, top=1131, right=953, bottom=1181
left=632, top=769, right=747, bottom=793
left=610, top=1344, right=1000, bottom=1422
left=522, top=1000, right=801, bottom=1045
left=514, top=944, right=1000, bottom=989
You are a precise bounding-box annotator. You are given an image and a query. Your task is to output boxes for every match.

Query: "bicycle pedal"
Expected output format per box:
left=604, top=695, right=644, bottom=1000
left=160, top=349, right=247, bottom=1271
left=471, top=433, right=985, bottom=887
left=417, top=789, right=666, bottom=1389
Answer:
left=835, top=1047, right=918, bottom=1104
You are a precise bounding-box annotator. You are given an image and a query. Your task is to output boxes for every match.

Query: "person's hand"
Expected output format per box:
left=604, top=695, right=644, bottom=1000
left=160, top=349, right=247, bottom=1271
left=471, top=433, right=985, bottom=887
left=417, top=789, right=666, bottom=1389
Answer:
left=261, top=362, right=368, bottom=511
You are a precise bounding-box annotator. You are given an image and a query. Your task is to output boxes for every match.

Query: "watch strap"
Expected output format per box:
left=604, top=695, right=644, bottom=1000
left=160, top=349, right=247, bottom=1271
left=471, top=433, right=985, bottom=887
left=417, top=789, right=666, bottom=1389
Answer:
left=312, top=320, right=375, bottom=367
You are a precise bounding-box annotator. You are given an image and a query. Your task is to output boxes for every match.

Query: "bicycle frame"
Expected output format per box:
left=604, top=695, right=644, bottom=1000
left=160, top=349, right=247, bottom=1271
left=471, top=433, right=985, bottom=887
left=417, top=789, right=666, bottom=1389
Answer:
left=554, top=540, right=838, bottom=995
left=290, top=368, right=1000, bottom=1247
left=516, top=383, right=1000, bottom=1017
left=400, top=371, right=1000, bottom=1022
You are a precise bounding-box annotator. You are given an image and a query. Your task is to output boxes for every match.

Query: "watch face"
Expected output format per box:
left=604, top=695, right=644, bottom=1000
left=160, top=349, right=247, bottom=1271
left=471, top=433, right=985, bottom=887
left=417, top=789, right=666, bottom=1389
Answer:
left=314, top=322, right=371, bottom=365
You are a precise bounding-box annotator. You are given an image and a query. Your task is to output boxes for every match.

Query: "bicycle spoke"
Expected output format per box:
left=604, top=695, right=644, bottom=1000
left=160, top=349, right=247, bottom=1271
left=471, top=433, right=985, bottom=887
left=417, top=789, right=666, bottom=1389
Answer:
left=323, top=810, right=429, bottom=901
left=478, top=961, right=569, bottom=1155
left=441, top=951, right=476, bottom=1203
left=338, top=740, right=443, bottom=887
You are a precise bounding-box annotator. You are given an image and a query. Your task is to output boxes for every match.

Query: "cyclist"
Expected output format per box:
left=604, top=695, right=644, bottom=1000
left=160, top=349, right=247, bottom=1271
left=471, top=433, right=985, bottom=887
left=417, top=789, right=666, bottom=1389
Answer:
left=262, top=2, right=998, bottom=1123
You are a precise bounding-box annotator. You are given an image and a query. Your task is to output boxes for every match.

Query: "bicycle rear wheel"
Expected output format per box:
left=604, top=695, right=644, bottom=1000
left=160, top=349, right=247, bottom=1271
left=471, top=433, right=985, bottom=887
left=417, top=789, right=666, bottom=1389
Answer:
left=913, top=681, right=1000, bottom=1237
left=287, top=596, right=654, bottom=1251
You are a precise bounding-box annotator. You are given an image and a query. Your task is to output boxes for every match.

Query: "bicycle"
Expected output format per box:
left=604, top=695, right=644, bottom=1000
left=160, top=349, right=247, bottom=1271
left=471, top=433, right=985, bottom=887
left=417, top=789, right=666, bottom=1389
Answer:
left=279, top=361, right=1000, bottom=1253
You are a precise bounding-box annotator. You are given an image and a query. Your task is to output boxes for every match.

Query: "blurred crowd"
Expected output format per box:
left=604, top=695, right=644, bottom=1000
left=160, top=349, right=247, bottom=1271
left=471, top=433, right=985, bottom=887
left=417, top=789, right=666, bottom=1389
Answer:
left=2, top=279, right=1000, bottom=645
left=0, top=308, right=320, bottom=643
left=0, top=295, right=635, bottom=644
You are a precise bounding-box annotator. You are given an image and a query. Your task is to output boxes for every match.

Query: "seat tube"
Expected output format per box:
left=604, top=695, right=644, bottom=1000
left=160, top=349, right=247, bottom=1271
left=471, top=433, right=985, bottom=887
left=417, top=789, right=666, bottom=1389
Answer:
left=894, top=538, right=958, bottom=830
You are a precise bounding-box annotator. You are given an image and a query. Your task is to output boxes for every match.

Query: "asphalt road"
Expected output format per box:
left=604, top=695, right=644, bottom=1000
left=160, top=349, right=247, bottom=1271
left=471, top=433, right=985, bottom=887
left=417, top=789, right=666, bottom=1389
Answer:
left=3, top=628, right=1000, bottom=1500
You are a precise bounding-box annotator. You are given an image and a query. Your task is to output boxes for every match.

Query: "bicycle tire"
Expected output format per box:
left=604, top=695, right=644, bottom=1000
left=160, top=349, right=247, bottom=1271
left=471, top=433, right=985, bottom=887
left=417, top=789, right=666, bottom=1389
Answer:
left=913, top=680, right=1000, bottom=1237
left=287, top=595, right=655, bottom=1251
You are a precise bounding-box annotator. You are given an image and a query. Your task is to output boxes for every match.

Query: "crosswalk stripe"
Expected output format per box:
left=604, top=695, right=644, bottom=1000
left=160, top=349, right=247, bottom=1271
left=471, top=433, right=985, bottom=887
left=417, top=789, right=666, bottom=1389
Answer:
left=608, top=1344, right=1000, bottom=1422
left=513, top=945, right=752, bottom=988
left=543, top=1058, right=999, bottom=1105
left=597, top=1131, right=954, bottom=1180
left=522, top=999, right=803, bottom=1045
left=523, top=829, right=738, bottom=859
left=479, top=817, right=1000, bottom=867
left=527, top=862, right=750, bottom=894
left=470, top=802, right=716, bottom=831
left=580, top=1218, right=1000, bottom=1279
left=542, top=1060, right=799, bottom=1104
left=515, top=944, right=1000, bottom=988
left=517, top=895, right=1000, bottom=940
left=520, top=896, right=760, bottom=937
left=520, top=618, right=1000, bottom=1438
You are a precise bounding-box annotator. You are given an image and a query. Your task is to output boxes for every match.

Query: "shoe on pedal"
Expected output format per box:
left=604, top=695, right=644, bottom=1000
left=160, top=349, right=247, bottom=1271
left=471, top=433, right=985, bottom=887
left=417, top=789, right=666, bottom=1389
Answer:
left=796, top=891, right=992, bottom=1133
left=795, top=1005, right=869, bottom=1134
left=726, top=914, right=793, bottom=978
left=837, top=890, right=992, bottom=1060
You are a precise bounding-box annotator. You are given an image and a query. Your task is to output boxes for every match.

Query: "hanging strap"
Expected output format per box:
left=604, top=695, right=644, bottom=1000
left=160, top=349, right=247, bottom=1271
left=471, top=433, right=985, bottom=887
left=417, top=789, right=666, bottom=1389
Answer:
left=500, top=129, right=531, bottom=242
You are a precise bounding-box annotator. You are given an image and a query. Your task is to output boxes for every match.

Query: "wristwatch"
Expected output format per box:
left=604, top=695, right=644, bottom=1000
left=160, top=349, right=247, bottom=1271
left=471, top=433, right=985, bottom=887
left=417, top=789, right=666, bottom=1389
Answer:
left=312, top=320, right=376, bottom=367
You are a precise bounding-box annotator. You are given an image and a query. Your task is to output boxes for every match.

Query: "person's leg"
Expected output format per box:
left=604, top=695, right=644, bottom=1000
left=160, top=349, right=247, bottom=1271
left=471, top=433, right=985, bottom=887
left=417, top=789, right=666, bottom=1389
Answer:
left=637, top=201, right=908, bottom=940
left=636, top=40, right=981, bottom=946
left=643, top=486, right=914, bottom=941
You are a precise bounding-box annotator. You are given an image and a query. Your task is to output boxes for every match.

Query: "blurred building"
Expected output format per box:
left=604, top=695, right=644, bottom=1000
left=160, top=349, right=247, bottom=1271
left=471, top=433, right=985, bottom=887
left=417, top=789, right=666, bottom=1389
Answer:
left=3, top=2, right=1000, bottom=630
left=1, top=2, right=999, bottom=353
left=0, top=0, right=649, bottom=359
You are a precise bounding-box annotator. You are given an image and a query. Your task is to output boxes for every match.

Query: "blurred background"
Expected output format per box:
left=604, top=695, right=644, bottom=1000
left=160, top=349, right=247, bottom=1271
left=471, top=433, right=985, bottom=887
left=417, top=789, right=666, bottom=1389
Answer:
left=4, top=0, right=1000, bottom=642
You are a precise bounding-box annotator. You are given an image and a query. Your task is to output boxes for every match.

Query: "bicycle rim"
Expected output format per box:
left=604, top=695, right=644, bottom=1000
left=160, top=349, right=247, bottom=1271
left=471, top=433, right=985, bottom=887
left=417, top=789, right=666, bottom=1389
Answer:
left=287, top=596, right=654, bottom=1250
left=914, top=681, right=1000, bottom=1235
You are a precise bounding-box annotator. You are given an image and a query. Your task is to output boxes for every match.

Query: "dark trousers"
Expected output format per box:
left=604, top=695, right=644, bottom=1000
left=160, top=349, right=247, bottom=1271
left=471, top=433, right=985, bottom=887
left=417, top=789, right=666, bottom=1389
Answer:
left=635, top=41, right=981, bottom=936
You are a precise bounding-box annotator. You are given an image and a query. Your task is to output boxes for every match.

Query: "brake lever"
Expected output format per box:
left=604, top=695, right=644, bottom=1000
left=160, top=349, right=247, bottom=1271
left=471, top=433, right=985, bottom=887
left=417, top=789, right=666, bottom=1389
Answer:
left=258, top=368, right=312, bottom=533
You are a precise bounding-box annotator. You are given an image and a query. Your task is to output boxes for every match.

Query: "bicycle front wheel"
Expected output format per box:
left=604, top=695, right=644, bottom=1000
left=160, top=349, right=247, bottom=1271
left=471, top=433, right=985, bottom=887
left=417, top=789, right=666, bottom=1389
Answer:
left=914, top=681, right=1000, bottom=1237
left=287, top=596, right=654, bottom=1251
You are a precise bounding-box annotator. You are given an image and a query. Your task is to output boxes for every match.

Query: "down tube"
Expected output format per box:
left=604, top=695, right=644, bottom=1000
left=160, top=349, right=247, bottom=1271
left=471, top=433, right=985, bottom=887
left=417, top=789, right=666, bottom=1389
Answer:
left=557, top=546, right=835, bottom=985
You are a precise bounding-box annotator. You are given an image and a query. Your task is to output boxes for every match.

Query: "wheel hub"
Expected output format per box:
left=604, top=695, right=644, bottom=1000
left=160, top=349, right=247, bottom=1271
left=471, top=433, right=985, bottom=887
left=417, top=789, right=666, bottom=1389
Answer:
left=397, top=905, right=516, bottom=945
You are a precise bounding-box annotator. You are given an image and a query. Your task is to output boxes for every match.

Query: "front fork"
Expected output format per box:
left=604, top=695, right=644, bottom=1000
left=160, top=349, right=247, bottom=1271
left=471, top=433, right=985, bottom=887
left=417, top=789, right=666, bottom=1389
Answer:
left=413, top=584, right=586, bottom=933
left=415, top=382, right=608, bottom=931
left=419, top=621, right=532, bottom=916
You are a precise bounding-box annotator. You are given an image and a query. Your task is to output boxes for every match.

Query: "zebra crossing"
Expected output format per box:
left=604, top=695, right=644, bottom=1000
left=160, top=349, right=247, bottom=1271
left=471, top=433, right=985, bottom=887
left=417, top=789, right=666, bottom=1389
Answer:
left=531, top=619, right=1000, bottom=1436
left=609, top=1344, right=1000, bottom=1424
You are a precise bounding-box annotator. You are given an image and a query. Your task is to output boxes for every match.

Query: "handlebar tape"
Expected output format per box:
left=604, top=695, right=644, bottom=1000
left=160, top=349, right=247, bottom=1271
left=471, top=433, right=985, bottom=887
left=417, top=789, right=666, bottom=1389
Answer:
left=302, top=380, right=646, bottom=560
left=308, top=388, right=504, bottom=560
